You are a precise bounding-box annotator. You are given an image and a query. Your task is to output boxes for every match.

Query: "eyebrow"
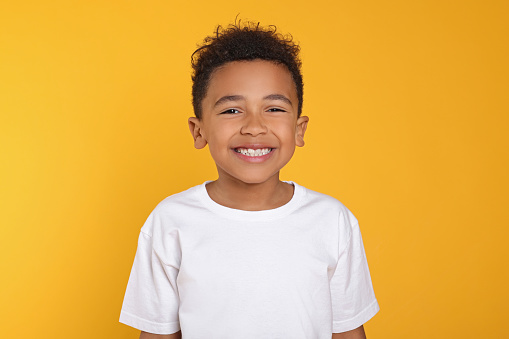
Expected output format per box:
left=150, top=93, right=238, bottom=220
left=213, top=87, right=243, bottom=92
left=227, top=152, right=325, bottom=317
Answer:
left=213, top=94, right=293, bottom=107
left=214, top=95, right=244, bottom=108
left=263, top=94, right=293, bottom=106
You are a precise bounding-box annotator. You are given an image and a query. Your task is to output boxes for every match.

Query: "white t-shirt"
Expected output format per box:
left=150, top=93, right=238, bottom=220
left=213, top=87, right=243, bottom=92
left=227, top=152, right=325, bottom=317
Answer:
left=120, top=182, right=379, bottom=338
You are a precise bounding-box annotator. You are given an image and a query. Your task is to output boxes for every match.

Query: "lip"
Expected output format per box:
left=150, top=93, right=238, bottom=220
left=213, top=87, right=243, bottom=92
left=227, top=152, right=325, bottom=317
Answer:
left=233, top=143, right=274, bottom=149
left=231, top=144, right=276, bottom=163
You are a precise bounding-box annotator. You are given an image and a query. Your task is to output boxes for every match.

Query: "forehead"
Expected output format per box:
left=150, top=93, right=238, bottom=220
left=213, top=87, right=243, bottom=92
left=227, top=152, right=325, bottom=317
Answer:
left=204, top=60, right=298, bottom=103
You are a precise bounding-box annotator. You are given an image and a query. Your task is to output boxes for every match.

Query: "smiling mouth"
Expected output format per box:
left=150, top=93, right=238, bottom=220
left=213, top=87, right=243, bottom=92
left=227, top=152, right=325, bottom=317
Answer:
left=234, top=148, right=273, bottom=157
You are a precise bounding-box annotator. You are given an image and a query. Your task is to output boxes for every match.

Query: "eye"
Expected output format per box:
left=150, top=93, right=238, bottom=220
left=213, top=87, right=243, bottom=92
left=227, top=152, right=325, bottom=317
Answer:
left=220, top=108, right=240, bottom=114
left=267, top=108, right=286, bottom=112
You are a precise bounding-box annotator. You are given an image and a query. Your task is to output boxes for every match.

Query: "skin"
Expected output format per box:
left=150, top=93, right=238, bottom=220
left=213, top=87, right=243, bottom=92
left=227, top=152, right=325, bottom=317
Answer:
left=188, top=60, right=308, bottom=210
left=140, top=331, right=181, bottom=339
left=140, top=60, right=366, bottom=338
left=333, top=326, right=367, bottom=339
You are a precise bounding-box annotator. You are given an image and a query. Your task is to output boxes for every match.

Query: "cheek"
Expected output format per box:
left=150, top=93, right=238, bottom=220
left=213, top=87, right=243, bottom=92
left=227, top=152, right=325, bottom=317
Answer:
left=275, top=123, right=299, bottom=145
left=206, top=131, right=234, bottom=155
left=214, top=120, right=239, bottom=137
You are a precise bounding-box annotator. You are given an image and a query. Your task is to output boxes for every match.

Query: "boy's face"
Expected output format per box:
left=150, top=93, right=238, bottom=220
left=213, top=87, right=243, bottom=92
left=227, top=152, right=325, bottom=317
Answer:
left=189, top=60, right=308, bottom=185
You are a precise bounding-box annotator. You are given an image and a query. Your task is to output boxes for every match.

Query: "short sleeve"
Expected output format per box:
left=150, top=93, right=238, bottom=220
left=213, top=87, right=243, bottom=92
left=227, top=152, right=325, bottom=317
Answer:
left=119, top=212, right=181, bottom=334
left=330, top=211, right=379, bottom=333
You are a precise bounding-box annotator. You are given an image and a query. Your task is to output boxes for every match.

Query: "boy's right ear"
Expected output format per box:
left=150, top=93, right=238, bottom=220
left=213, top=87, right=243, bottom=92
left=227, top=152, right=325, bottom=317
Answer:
left=188, top=117, right=208, bottom=149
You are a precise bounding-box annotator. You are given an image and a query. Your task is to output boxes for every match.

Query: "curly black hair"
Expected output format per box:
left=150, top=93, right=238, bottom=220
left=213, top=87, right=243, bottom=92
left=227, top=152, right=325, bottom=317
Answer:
left=191, top=20, right=303, bottom=119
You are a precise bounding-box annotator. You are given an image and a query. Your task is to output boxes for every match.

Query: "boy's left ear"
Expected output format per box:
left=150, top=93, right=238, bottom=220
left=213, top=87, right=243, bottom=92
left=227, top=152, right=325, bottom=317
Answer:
left=295, top=115, right=309, bottom=147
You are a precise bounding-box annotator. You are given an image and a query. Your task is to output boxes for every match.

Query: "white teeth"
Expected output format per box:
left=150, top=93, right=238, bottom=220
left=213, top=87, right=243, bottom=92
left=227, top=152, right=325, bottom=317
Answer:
left=235, top=148, right=272, bottom=157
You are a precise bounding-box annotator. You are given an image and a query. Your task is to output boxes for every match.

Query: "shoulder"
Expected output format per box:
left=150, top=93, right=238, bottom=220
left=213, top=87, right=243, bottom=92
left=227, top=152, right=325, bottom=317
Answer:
left=140, top=183, right=205, bottom=236
left=155, top=183, right=204, bottom=212
left=295, top=183, right=358, bottom=226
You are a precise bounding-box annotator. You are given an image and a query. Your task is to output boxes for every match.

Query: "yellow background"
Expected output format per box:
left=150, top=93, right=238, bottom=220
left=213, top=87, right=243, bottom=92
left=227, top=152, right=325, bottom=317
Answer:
left=1, top=0, right=508, bottom=338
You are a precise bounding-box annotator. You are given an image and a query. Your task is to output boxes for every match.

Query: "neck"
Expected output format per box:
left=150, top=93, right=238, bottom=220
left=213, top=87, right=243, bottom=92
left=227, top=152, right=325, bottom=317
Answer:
left=205, top=174, right=294, bottom=211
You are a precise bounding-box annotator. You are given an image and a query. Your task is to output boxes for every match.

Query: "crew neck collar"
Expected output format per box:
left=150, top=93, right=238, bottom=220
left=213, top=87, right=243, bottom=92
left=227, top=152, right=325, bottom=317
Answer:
left=196, top=181, right=305, bottom=222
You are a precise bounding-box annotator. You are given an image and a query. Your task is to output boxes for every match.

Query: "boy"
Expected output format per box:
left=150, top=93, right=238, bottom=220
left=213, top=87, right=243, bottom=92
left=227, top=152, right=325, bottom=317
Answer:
left=120, top=21, right=379, bottom=339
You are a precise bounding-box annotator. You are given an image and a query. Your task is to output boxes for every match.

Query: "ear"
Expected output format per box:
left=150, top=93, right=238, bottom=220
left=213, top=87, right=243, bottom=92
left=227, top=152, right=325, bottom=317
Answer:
left=188, top=117, right=208, bottom=149
left=295, top=115, right=309, bottom=147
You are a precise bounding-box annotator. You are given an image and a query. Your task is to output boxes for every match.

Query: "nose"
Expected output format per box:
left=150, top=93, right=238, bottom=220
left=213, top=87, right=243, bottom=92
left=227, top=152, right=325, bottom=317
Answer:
left=240, top=113, right=268, bottom=136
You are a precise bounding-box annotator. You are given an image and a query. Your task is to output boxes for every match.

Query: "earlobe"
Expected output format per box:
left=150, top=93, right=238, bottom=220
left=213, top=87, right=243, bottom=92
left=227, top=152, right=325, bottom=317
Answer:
left=295, top=116, right=309, bottom=147
left=188, top=117, right=208, bottom=149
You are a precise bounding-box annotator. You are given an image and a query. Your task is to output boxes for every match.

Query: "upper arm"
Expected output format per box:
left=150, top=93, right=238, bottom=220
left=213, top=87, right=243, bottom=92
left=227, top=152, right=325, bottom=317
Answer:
left=332, top=325, right=366, bottom=339
left=330, top=211, right=379, bottom=332
left=120, top=226, right=181, bottom=334
left=140, top=330, right=182, bottom=339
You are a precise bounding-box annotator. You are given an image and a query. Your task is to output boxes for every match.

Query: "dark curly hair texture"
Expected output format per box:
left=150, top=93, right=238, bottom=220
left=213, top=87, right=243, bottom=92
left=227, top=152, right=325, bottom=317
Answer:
left=191, top=20, right=303, bottom=119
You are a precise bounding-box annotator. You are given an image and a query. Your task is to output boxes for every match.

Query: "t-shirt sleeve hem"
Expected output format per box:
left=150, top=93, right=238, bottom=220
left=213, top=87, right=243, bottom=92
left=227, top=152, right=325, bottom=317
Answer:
left=332, top=299, right=380, bottom=333
left=119, top=310, right=180, bottom=335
